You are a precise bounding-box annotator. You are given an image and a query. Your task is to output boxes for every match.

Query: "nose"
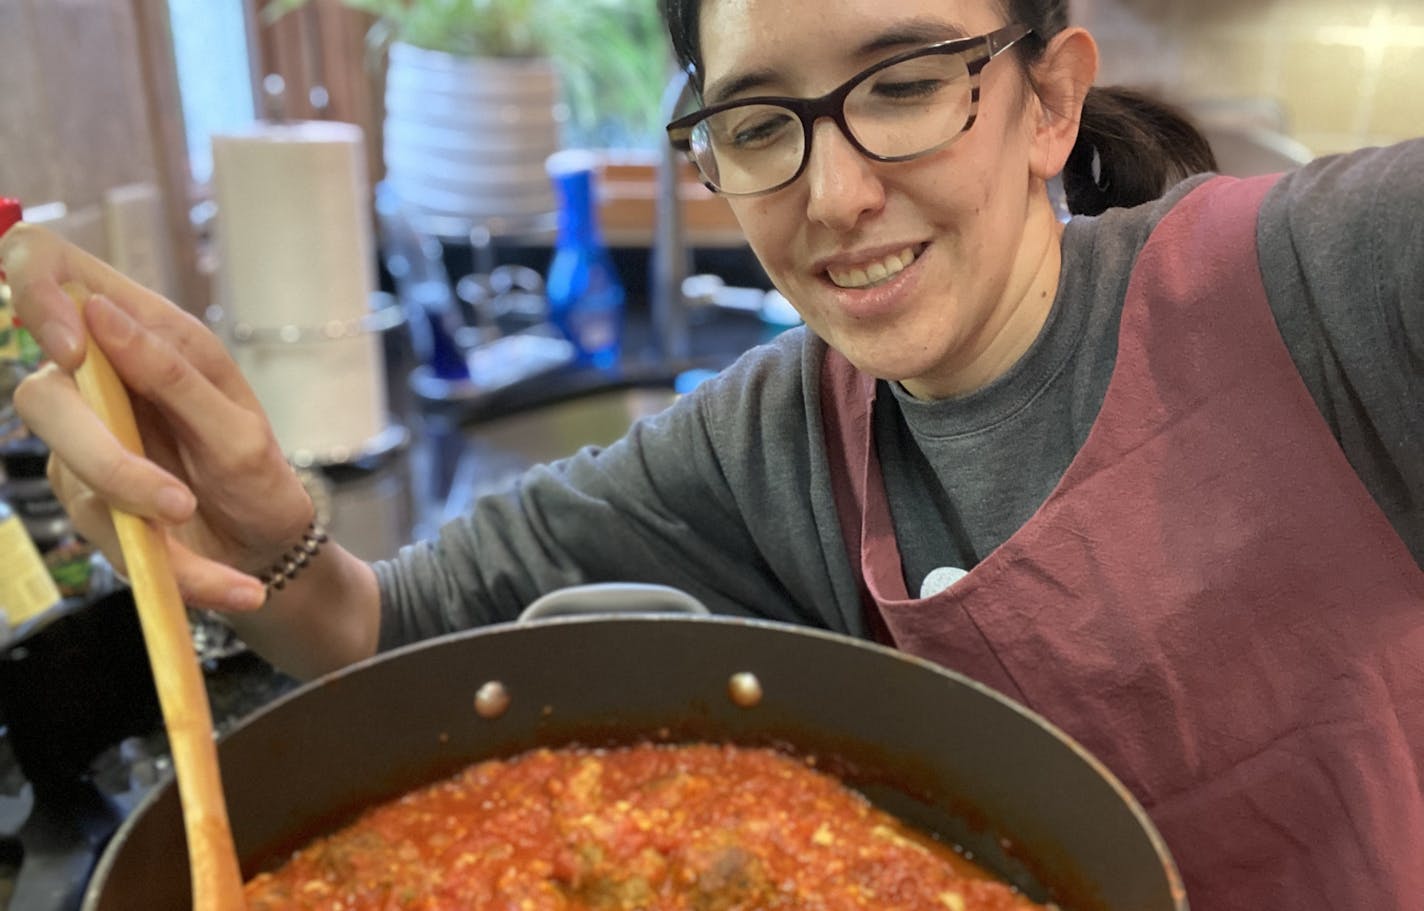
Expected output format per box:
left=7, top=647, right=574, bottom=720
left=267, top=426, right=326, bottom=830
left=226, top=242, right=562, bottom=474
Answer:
left=802, top=118, right=885, bottom=232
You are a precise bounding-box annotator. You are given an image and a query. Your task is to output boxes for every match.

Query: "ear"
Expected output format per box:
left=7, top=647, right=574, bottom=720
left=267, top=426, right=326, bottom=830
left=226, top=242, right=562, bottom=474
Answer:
left=1027, top=27, right=1099, bottom=181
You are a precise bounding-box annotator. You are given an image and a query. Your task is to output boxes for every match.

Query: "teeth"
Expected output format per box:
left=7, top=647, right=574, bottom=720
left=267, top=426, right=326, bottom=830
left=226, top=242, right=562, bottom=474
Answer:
left=827, top=247, right=917, bottom=289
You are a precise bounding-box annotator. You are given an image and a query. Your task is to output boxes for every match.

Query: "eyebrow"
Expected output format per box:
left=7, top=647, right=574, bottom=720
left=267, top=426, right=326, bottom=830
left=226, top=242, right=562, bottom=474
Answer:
left=703, top=17, right=973, bottom=106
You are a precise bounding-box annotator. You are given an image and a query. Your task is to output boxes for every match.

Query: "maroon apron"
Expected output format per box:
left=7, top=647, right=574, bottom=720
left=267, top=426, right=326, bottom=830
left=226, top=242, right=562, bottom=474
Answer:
left=821, top=174, right=1424, bottom=910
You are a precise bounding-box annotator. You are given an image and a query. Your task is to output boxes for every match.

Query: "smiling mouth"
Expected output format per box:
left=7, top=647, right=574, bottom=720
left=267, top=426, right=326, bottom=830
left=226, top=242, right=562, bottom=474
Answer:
left=825, top=245, right=924, bottom=290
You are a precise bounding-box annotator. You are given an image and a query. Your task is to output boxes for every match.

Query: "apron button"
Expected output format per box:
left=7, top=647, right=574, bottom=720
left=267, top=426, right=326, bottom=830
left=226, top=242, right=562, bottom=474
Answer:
left=920, top=566, right=969, bottom=598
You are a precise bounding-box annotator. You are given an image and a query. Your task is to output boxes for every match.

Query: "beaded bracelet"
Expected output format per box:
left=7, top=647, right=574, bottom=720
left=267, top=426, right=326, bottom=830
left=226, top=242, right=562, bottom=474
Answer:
left=259, top=522, right=329, bottom=596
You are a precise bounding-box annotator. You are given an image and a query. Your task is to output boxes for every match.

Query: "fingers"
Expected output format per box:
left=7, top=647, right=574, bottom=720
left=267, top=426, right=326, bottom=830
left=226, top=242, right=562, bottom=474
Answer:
left=164, top=536, right=268, bottom=614
left=0, top=223, right=188, bottom=370
left=0, top=224, right=84, bottom=366
left=6, top=272, right=86, bottom=368
left=96, top=287, right=265, bottom=412
left=15, top=364, right=196, bottom=523
left=49, top=454, right=266, bottom=613
left=2, top=223, right=265, bottom=417
left=83, top=294, right=271, bottom=464
left=48, top=457, right=125, bottom=575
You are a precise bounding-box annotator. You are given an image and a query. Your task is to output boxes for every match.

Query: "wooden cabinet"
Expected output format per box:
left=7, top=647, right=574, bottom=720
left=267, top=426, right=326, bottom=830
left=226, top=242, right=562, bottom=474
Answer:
left=0, top=1, right=155, bottom=217
left=0, top=0, right=202, bottom=313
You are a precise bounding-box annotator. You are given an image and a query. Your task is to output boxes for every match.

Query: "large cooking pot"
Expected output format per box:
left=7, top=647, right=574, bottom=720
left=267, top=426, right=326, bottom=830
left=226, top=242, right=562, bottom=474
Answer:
left=83, top=613, right=1187, bottom=910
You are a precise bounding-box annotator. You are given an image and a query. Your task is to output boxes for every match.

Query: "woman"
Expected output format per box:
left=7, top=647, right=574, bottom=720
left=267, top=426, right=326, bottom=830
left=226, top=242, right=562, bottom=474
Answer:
left=4, top=0, right=1422, bottom=906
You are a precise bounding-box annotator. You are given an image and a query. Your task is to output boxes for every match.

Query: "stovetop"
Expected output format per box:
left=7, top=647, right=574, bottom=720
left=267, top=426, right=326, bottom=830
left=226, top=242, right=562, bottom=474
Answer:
left=0, top=588, right=299, bottom=911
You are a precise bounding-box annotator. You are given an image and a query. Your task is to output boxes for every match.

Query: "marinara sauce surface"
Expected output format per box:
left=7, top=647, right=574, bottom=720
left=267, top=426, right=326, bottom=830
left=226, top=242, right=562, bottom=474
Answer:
left=245, top=742, right=1048, bottom=911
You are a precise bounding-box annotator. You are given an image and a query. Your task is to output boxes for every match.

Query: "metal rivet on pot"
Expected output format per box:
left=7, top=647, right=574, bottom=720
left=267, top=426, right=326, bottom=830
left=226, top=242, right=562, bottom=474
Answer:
left=727, top=672, right=763, bottom=708
left=474, top=681, right=511, bottom=719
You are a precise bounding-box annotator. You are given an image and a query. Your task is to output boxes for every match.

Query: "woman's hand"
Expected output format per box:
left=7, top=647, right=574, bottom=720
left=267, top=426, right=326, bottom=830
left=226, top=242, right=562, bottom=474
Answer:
left=1, top=223, right=314, bottom=612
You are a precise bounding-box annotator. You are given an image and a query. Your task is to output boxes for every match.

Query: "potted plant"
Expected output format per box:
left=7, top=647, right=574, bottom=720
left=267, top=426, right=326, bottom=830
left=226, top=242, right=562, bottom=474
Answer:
left=264, top=0, right=670, bottom=226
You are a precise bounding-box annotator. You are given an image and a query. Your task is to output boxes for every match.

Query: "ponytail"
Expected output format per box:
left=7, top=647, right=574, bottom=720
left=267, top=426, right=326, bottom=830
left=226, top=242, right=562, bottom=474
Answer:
left=1061, top=85, right=1218, bottom=217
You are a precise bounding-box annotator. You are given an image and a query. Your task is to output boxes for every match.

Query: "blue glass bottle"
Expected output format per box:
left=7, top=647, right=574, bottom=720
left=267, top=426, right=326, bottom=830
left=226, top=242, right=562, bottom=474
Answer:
left=545, top=151, right=624, bottom=370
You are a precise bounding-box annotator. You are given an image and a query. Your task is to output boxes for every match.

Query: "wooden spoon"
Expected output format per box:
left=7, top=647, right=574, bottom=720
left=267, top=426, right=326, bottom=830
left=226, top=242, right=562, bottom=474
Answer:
left=65, top=282, right=247, bottom=911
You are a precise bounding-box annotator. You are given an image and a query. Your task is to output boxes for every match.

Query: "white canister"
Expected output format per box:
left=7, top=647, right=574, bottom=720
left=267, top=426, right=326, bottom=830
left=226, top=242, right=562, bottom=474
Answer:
left=210, top=121, right=388, bottom=461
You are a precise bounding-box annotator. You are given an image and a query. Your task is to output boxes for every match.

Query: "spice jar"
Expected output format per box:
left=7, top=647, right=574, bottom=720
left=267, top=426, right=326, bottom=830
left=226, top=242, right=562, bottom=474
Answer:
left=1, top=436, right=95, bottom=598
left=0, top=495, right=61, bottom=631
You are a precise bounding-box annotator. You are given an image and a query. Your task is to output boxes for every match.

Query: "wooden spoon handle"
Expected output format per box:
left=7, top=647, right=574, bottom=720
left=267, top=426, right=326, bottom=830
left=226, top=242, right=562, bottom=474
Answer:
left=65, top=283, right=247, bottom=911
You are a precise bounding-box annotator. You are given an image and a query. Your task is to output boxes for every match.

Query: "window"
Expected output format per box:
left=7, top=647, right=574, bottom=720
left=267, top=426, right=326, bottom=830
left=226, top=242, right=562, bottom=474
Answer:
left=167, top=0, right=256, bottom=184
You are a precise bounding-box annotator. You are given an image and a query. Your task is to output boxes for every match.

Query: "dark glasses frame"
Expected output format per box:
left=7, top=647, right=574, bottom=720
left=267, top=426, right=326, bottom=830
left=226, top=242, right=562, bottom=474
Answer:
left=666, top=23, right=1035, bottom=197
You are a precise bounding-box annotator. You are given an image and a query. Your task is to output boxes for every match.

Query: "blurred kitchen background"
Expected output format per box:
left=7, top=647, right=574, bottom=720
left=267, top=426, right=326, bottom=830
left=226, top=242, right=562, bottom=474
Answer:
left=1080, top=0, right=1420, bottom=157
left=0, top=0, right=1417, bottom=654
left=2, top=0, right=1419, bottom=333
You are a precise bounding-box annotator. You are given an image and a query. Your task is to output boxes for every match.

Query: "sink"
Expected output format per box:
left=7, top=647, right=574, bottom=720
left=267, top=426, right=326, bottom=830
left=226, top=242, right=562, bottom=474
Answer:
left=400, top=301, right=772, bottom=534
left=424, top=381, right=683, bottom=526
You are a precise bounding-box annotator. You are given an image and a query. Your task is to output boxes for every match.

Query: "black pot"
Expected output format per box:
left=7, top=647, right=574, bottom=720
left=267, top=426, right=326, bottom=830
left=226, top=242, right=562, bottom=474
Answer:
left=83, top=615, right=1187, bottom=910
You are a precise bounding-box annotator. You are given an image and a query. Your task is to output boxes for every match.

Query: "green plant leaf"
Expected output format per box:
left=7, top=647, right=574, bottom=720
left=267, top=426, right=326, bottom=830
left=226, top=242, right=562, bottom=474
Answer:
left=262, top=0, right=672, bottom=146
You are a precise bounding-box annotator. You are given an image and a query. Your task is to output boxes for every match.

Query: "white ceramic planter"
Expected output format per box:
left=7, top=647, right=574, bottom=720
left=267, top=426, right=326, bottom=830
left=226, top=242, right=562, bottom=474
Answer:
left=383, top=42, right=564, bottom=224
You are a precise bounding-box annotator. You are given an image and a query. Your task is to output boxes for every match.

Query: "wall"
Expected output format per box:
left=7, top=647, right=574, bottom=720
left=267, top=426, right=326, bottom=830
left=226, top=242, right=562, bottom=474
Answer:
left=0, top=0, right=158, bottom=249
left=0, top=0, right=199, bottom=309
left=1076, top=0, right=1423, bottom=156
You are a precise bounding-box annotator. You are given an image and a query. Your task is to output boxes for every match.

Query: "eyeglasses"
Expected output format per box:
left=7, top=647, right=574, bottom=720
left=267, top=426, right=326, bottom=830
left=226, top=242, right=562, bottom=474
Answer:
left=667, top=24, right=1034, bottom=197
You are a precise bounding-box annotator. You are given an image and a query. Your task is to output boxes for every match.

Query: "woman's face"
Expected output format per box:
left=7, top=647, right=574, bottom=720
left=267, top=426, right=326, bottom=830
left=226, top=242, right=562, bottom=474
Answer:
left=698, top=0, right=1066, bottom=398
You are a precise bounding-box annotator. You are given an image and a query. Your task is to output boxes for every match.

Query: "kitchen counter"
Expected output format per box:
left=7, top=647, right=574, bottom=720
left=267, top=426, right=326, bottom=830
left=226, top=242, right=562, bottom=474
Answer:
left=0, top=588, right=301, bottom=911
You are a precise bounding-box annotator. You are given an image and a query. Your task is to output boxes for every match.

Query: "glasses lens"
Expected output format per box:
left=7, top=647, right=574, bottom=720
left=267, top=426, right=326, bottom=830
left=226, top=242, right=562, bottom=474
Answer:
left=690, top=103, right=804, bottom=195
left=845, top=52, right=973, bottom=159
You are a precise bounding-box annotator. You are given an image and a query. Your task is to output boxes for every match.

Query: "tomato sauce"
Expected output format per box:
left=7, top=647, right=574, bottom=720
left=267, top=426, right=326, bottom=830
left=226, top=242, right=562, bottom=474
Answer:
left=245, top=743, right=1048, bottom=910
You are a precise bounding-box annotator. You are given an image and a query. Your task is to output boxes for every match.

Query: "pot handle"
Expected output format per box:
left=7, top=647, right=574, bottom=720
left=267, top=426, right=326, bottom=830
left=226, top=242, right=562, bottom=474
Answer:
left=518, top=583, right=711, bottom=622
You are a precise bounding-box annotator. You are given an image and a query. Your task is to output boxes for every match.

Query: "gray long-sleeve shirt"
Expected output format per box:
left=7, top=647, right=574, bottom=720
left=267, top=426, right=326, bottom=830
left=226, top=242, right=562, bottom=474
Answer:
left=377, top=139, right=1424, bottom=650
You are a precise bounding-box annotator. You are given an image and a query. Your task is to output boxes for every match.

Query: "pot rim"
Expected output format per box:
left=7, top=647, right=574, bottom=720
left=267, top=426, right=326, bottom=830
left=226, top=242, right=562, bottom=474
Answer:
left=85, top=613, right=1189, bottom=911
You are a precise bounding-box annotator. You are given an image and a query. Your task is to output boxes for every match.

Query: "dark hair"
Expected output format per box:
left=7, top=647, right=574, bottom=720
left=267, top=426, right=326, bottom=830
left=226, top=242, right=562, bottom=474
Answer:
left=659, top=0, right=1217, bottom=216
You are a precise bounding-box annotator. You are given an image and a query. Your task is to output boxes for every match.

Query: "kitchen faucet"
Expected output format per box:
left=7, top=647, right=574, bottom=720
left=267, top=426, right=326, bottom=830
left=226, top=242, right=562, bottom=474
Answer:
left=651, top=69, right=694, bottom=362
